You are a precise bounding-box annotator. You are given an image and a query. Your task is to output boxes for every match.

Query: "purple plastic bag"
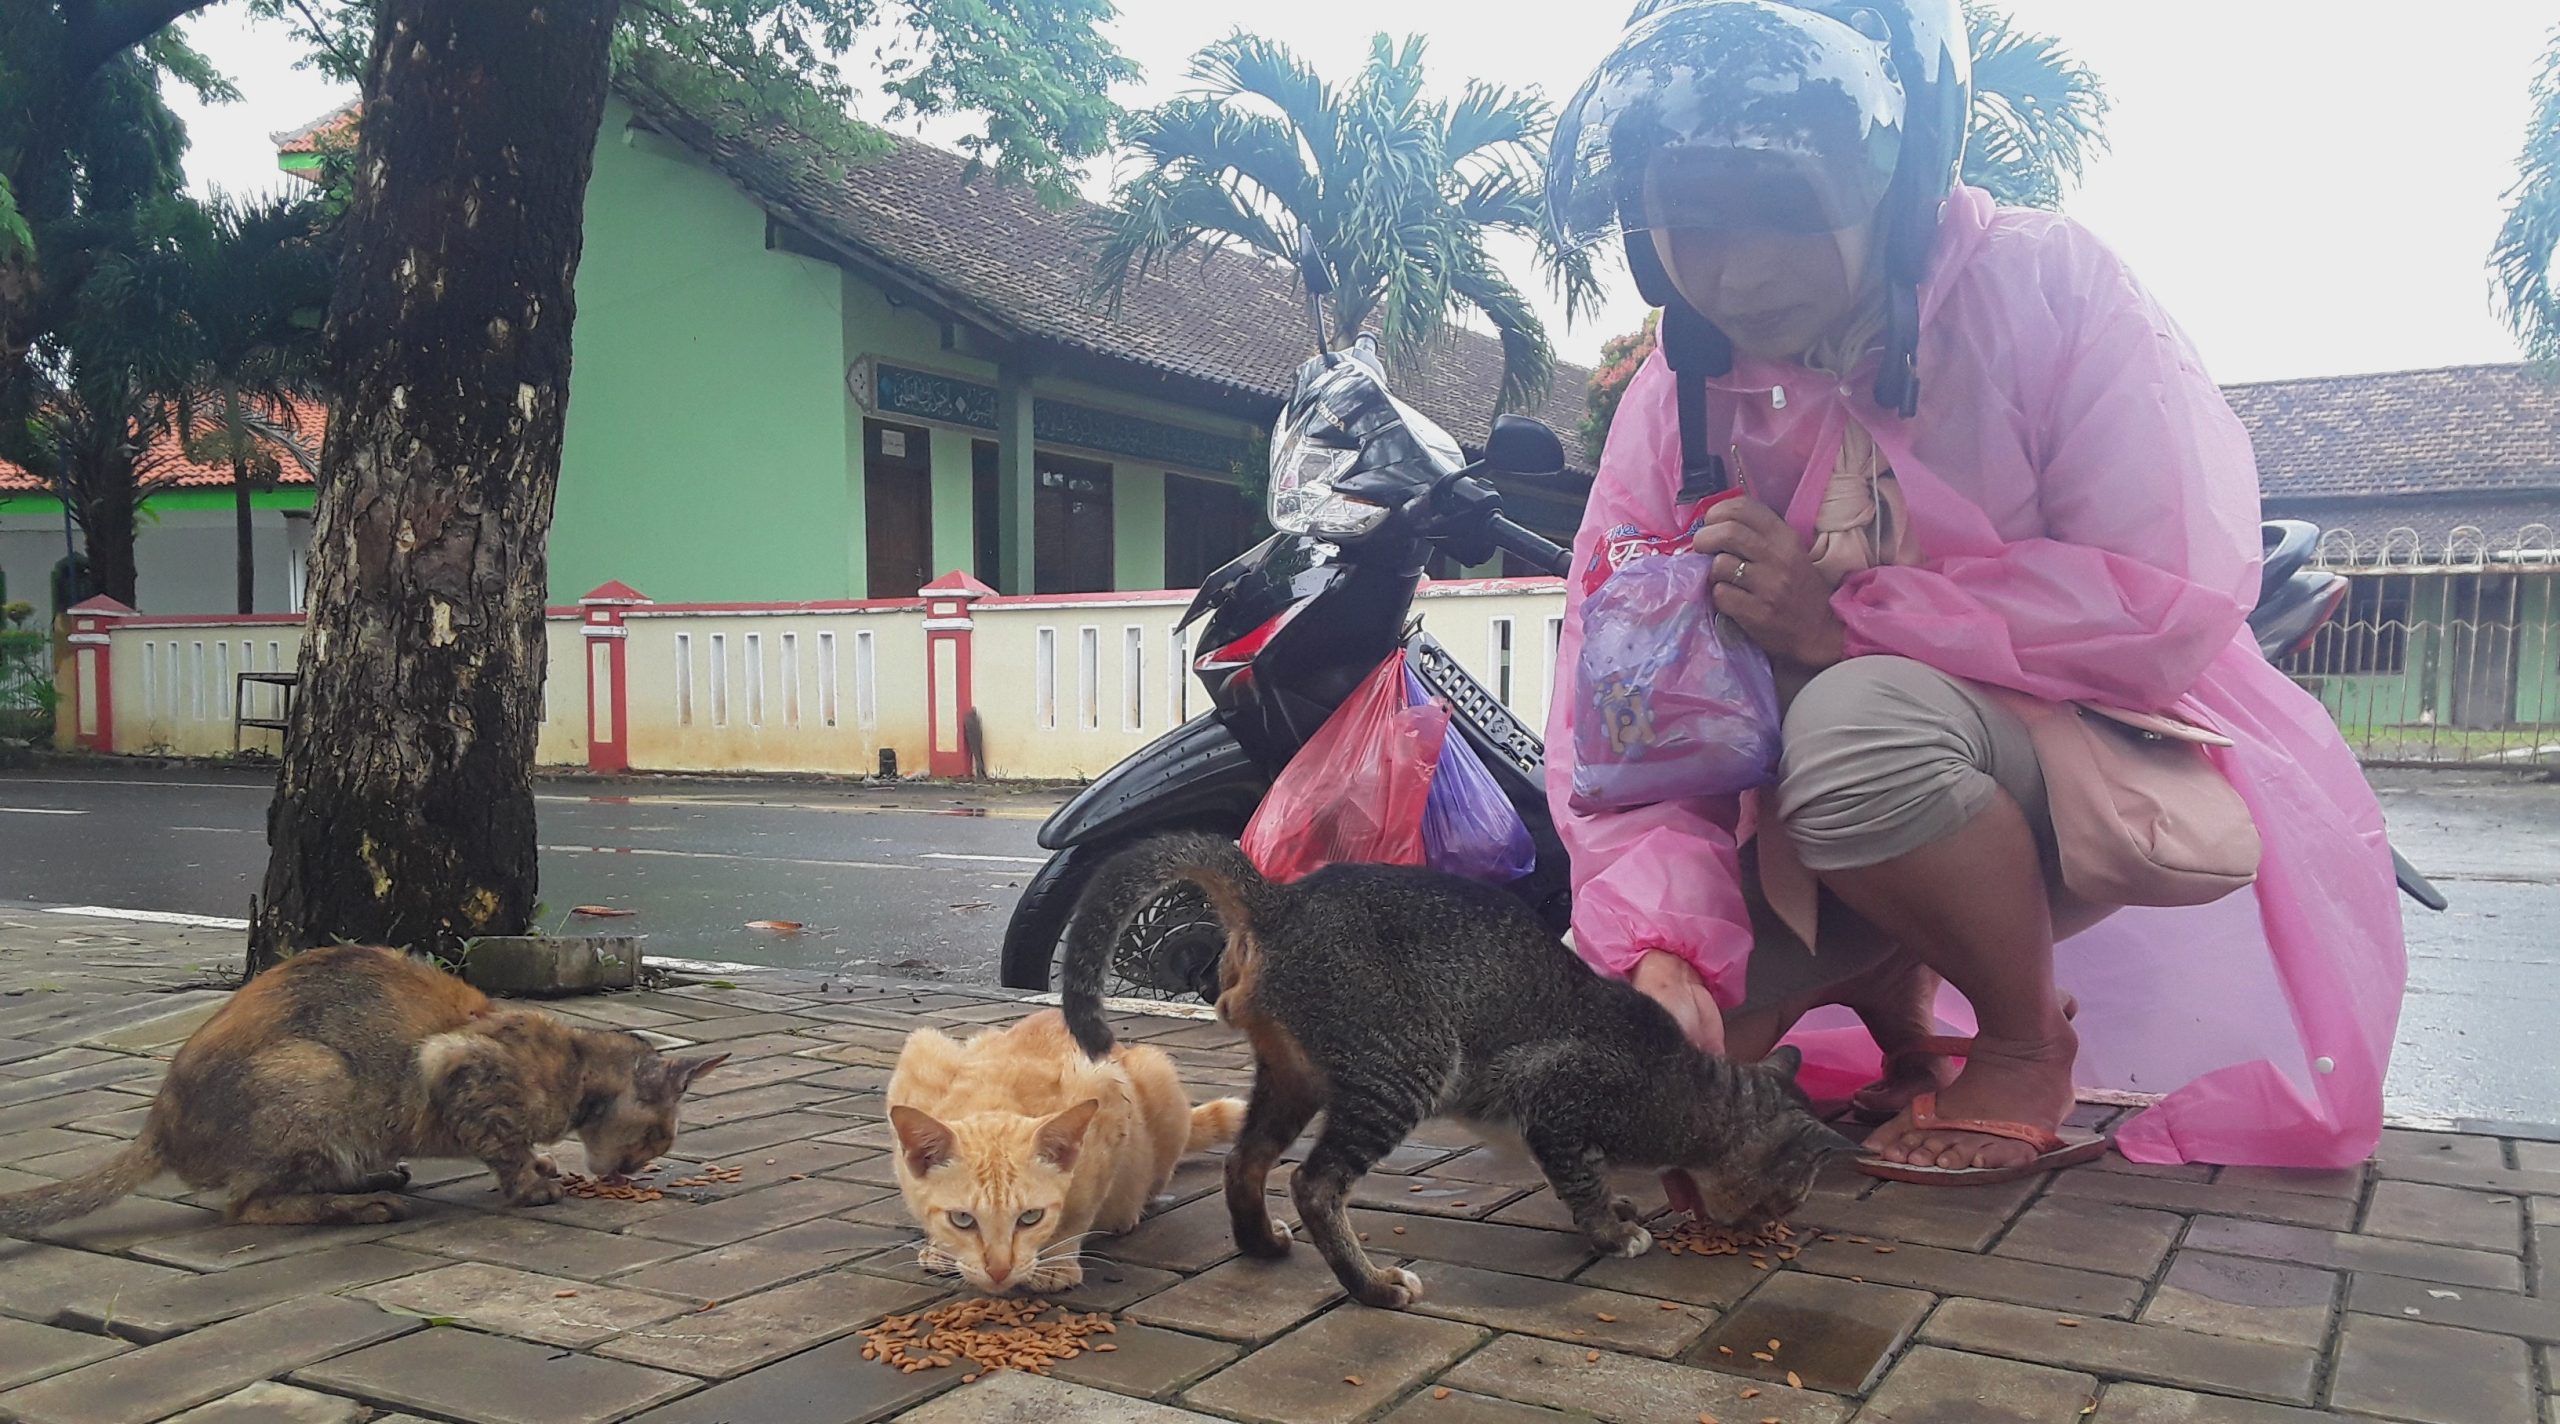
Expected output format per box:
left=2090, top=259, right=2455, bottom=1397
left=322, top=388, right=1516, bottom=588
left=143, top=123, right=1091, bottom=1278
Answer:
left=1570, top=547, right=1783, bottom=812
left=1405, top=667, right=1537, bottom=882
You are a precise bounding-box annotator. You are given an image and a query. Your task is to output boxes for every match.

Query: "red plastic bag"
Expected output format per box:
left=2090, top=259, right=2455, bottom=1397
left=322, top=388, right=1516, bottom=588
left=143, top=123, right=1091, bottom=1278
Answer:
left=1241, top=651, right=1449, bottom=882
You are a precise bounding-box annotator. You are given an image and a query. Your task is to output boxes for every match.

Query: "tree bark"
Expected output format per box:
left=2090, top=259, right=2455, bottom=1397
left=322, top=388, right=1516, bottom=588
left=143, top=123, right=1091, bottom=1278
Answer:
left=250, top=0, right=620, bottom=970
left=232, top=453, right=254, bottom=614
left=75, top=484, right=140, bottom=607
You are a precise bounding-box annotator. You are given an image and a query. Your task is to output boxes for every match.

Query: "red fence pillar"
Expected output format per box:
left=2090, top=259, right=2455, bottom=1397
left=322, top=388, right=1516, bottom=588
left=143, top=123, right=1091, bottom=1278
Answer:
left=921, top=571, right=994, bottom=779
left=64, top=597, right=136, bottom=752
left=579, top=581, right=650, bottom=773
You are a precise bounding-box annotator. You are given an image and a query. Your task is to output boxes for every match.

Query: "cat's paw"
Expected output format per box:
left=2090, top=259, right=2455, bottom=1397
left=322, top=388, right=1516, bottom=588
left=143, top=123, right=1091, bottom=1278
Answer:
left=1354, top=1266, right=1425, bottom=1309
left=1238, top=1214, right=1294, bottom=1259
left=1608, top=1194, right=1642, bottom=1223
left=1024, top=1261, right=1086, bottom=1293
left=336, top=1193, right=409, bottom=1224
left=510, top=1177, right=565, bottom=1207
left=530, top=1153, right=560, bottom=1178
left=1589, top=1219, right=1654, bottom=1258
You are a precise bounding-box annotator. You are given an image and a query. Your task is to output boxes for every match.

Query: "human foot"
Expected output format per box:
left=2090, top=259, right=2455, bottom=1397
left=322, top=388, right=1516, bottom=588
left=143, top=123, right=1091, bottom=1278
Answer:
left=1849, top=989, right=2081, bottom=1122
left=1862, top=1022, right=2080, bottom=1172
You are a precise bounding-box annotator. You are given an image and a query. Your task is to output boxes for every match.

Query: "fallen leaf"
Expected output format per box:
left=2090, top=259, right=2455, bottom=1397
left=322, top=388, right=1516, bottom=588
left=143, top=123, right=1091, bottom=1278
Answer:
left=553, top=1289, right=579, bottom=1299
left=570, top=905, right=635, bottom=917
left=744, top=919, right=805, bottom=932
left=1786, top=1371, right=1802, bottom=1389
left=1740, top=1388, right=1760, bottom=1399
left=1344, top=1376, right=1363, bottom=1386
left=1434, top=1388, right=1452, bottom=1400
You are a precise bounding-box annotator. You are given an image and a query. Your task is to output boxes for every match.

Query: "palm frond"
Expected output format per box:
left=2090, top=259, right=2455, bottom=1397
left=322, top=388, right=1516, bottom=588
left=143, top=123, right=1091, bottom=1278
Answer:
left=2493, top=26, right=2560, bottom=366
left=1445, top=246, right=1554, bottom=414
left=1187, top=30, right=1341, bottom=171
left=1961, top=4, right=2109, bottom=209
left=1443, top=81, right=1548, bottom=168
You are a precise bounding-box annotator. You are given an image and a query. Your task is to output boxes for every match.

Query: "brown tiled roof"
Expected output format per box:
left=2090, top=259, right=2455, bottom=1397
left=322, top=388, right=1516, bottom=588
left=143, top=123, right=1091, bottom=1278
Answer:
left=614, top=87, right=1594, bottom=470
left=270, top=102, right=358, bottom=156
left=2226, top=364, right=2560, bottom=502
left=0, top=400, right=325, bottom=494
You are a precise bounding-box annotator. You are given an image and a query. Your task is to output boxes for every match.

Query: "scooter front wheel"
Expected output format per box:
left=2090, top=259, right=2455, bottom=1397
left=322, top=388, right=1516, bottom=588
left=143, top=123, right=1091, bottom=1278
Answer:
left=998, top=837, right=1232, bottom=1000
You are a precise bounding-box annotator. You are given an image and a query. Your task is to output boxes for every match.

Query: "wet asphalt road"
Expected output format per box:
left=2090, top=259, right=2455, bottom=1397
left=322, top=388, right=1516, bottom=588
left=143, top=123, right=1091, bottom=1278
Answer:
left=1, top=764, right=2552, bottom=1127
left=0, top=766, right=1062, bottom=983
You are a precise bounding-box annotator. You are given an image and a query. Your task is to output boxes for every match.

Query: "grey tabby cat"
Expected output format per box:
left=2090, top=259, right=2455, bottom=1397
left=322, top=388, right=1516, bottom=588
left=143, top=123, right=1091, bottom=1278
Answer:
left=1062, top=833, right=1863, bottom=1310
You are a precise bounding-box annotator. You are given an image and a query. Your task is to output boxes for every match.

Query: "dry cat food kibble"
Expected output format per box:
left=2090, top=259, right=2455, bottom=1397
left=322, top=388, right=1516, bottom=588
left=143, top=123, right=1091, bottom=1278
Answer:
left=857, top=1297, right=1118, bottom=1376
left=1661, top=1219, right=1800, bottom=1259
left=556, top=1173, right=664, bottom=1202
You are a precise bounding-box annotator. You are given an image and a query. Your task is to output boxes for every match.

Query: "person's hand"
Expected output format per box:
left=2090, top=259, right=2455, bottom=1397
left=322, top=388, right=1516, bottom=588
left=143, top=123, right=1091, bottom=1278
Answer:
left=1630, top=950, right=1727, bottom=1056
left=1691, top=498, right=1846, bottom=673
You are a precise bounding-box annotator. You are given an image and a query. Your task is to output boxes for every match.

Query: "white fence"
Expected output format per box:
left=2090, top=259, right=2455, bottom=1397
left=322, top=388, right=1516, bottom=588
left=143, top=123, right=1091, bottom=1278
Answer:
left=63, top=577, right=1575, bottom=782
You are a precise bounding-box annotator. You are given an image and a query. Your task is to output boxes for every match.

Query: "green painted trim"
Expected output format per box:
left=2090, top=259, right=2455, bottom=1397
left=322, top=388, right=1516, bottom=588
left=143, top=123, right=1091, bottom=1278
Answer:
left=0, top=488, right=314, bottom=516
left=927, top=424, right=977, bottom=579
left=860, top=359, right=1254, bottom=476
left=1112, top=466, right=1166, bottom=590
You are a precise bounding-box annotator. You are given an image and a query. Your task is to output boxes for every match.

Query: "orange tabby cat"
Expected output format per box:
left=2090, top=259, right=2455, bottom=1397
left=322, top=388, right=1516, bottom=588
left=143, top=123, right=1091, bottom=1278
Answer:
left=887, top=1009, right=1242, bottom=1294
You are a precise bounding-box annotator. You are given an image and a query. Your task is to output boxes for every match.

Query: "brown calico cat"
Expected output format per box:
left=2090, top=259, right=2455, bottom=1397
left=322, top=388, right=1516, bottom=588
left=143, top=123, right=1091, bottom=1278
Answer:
left=1063, top=834, right=1863, bottom=1310
left=887, top=1009, right=1243, bottom=1295
left=0, top=945, right=723, bottom=1232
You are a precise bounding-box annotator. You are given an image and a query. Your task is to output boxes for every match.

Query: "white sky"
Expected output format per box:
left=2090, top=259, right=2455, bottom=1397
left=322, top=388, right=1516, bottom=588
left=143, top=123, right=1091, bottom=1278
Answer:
left=163, top=0, right=2547, bottom=383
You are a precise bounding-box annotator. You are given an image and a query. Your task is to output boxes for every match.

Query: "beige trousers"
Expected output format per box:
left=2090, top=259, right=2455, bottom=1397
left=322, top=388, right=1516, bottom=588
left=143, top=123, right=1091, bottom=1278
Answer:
left=1737, top=656, right=2113, bottom=1012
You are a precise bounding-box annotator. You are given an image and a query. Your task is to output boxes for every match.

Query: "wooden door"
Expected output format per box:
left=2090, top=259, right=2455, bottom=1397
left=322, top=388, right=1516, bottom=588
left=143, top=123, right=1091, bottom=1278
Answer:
left=864, top=420, right=933, bottom=598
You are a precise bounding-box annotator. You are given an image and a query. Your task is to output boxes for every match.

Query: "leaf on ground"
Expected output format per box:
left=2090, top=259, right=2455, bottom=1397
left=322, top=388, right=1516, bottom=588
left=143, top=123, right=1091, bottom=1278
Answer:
left=571, top=905, right=637, bottom=917
left=744, top=919, right=805, bottom=932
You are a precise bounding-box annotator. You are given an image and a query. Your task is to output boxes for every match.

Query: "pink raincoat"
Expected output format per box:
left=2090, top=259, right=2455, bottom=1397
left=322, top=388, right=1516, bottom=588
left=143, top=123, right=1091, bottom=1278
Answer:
left=1545, top=187, right=2407, bottom=1167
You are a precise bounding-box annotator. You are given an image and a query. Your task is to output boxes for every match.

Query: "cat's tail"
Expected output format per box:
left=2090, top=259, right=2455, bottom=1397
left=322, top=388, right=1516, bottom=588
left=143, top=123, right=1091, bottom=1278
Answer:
left=1062, top=832, right=1272, bottom=1061
left=1185, top=1096, right=1247, bottom=1153
left=0, top=1140, right=160, bottom=1233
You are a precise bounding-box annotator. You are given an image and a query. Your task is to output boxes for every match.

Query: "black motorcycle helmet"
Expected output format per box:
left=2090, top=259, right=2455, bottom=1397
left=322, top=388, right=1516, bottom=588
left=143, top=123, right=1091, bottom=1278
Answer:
left=1548, top=0, right=1970, bottom=489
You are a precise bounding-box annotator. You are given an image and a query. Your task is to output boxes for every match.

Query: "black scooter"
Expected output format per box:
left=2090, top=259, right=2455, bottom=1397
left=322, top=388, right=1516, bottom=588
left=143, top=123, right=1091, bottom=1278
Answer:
left=998, top=352, right=2445, bottom=1000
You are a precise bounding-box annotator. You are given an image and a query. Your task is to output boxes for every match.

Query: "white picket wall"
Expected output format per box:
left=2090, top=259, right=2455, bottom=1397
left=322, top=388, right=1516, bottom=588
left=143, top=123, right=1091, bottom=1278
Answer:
left=88, top=579, right=1576, bottom=779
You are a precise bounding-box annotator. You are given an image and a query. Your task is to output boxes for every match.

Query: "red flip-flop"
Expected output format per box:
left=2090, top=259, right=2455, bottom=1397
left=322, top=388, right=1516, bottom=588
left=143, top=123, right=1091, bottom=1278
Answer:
left=1855, top=1090, right=2109, bottom=1186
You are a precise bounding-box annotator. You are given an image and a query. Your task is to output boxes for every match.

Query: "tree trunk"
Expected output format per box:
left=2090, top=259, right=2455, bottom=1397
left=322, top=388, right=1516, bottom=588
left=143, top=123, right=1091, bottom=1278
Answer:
left=249, top=0, right=620, bottom=970
left=233, top=454, right=254, bottom=614
left=74, top=487, right=140, bottom=607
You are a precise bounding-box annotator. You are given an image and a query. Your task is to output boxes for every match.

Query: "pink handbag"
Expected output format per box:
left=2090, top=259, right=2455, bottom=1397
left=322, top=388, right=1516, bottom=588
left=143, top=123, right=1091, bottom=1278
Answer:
left=1993, top=694, right=2262, bottom=909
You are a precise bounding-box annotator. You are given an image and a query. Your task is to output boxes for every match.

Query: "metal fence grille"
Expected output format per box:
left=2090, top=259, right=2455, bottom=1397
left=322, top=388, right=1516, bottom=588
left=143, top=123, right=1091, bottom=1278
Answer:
left=2284, top=525, right=2560, bottom=767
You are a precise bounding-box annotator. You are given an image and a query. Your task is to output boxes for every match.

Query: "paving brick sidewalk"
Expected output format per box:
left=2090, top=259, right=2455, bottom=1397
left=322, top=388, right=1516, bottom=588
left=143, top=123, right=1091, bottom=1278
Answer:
left=2, top=906, right=2552, bottom=1424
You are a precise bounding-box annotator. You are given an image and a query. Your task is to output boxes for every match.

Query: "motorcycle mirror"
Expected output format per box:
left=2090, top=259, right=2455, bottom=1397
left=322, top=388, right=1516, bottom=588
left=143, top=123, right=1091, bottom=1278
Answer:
left=1296, top=240, right=1335, bottom=298
left=1485, top=415, right=1565, bottom=477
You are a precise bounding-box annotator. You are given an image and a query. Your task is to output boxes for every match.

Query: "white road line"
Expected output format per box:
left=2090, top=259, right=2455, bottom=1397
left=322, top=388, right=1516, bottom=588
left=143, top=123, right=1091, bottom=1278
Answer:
left=0, top=807, right=84, bottom=815
left=920, top=853, right=1051, bottom=865
left=46, top=906, right=252, bottom=930
left=171, top=825, right=250, bottom=833
left=3, top=777, right=264, bottom=791
left=541, top=843, right=914, bottom=872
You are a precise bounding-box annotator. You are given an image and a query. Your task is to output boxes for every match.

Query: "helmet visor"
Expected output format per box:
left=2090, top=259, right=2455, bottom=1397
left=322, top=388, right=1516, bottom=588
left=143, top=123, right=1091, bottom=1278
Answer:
left=1548, top=0, right=1906, bottom=246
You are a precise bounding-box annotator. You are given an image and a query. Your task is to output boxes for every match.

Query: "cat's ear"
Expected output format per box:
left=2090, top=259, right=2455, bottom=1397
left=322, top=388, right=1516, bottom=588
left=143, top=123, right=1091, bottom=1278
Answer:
left=1762, top=1044, right=1805, bottom=1080
left=674, top=1053, right=728, bottom=1093
left=890, top=1104, right=958, bottom=1176
left=1034, top=1099, right=1101, bottom=1172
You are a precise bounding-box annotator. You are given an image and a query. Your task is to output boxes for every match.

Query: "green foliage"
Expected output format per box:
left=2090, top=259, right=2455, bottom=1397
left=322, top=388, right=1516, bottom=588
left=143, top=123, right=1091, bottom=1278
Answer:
left=1960, top=3, right=2110, bottom=210
left=1579, top=310, right=1658, bottom=454
left=1095, top=31, right=1600, bottom=413
left=2494, top=26, right=2560, bottom=367
left=251, top=0, right=1135, bottom=203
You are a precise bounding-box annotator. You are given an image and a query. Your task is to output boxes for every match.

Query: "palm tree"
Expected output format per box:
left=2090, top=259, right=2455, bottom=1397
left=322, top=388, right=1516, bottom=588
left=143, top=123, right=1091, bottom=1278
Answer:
left=1095, top=32, right=1599, bottom=413
left=2493, top=27, right=2560, bottom=366
left=0, top=339, right=187, bottom=609
left=1960, top=3, right=2111, bottom=209
left=86, top=191, right=333, bottom=613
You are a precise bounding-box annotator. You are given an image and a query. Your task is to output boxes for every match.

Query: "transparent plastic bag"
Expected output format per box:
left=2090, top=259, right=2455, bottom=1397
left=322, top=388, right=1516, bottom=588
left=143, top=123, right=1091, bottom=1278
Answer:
left=1406, top=666, right=1537, bottom=883
left=1242, top=651, right=1448, bottom=882
left=1570, top=544, right=1783, bottom=812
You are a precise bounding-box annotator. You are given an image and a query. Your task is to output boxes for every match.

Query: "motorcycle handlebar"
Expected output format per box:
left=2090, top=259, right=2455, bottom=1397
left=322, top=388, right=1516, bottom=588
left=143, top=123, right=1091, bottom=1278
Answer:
left=1488, top=515, right=1572, bottom=579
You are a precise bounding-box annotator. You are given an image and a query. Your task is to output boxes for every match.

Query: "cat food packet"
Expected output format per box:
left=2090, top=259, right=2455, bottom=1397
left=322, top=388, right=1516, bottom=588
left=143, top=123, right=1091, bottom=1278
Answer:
left=1404, top=665, right=1536, bottom=883
left=1569, top=511, right=1783, bottom=813
left=1242, top=651, right=1447, bottom=882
